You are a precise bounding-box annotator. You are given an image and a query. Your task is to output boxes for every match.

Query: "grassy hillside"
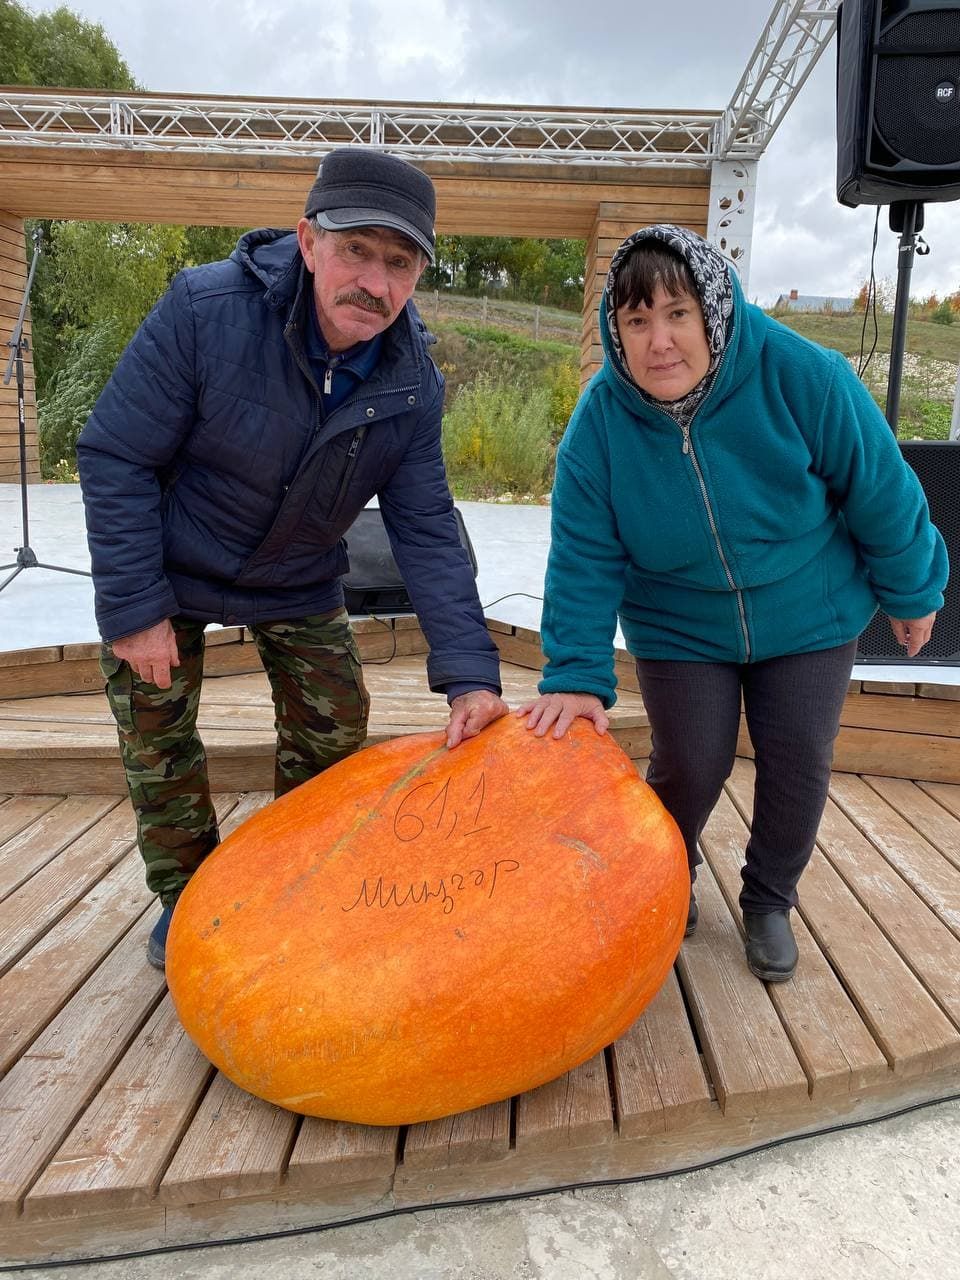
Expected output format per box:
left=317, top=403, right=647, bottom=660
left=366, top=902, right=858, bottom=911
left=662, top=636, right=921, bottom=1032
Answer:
left=773, top=310, right=960, bottom=363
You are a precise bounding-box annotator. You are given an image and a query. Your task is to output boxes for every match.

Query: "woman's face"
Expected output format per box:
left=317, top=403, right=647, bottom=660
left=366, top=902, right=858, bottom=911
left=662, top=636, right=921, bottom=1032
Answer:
left=615, top=284, right=711, bottom=401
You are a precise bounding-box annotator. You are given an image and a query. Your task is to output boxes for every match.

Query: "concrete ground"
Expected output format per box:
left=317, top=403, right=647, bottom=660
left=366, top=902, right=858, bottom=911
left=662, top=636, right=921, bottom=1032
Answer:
left=2, top=483, right=959, bottom=1279
left=19, top=1101, right=960, bottom=1279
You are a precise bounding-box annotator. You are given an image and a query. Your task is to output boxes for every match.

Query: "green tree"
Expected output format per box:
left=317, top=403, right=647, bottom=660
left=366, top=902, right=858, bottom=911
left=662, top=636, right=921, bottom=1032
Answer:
left=0, top=0, right=138, bottom=90
left=51, top=221, right=187, bottom=344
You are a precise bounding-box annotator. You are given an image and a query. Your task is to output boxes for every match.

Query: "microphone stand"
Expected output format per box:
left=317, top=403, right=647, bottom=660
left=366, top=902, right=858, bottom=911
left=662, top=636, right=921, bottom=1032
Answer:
left=1, top=226, right=91, bottom=593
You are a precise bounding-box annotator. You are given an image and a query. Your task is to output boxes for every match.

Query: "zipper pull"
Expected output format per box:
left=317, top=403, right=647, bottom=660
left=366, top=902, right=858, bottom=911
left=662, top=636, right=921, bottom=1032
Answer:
left=682, top=429, right=691, bottom=455
left=347, top=433, right=361, bottom=457
left=323, top=367, right=333, bottom=396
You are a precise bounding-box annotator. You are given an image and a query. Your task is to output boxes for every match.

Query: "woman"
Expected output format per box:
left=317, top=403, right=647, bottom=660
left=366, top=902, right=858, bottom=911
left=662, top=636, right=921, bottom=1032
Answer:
left=522, top=224, right=947, bottom=983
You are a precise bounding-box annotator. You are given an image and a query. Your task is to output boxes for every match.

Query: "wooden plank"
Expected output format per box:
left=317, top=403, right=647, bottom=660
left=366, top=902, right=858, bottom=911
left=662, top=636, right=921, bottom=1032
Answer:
left=827, top=772, right=960, bottom=937
left=811, top=791, right=960, bottom=1029
left=484, top=618, right=515, bottom=636
left=0, top=912, right=165, bottom=1223
left=864, top=774, right=960, bottom=873
left=0, top=656, right=104, bottom=700
left=861, top=680, right=921, bottom=696
left=40, top=788, right=276, bottom=1215
left=0, top=800, right=137, bottom=973
left=919, top=683, right=960, bottom=701
left=157, top=1072, right=298, bottom=1206
left=0, top=793, right=247, bottom=1079
left=918, top=778, right=960, bottom=822
left=704, top=782, right=889, bottom=1096
left=0, top=647, right=62, bottom=669
left=403, top=1101, right=511, bottom=1171
left=673, top=860, right=809, bottom=1115
left=21, top=997, right=212, bottom=1220
left=0, top=794, right=62, bottom=846
left=514, top=1053, right=614, bottom=1154
left=837, top=693, right=960, bottom=737
left=489, top=632, right=544, bottom=671
left=287, top=1119, right=399, bottom=1191
left=0, top=795, right=119, bottom=901
left=0, top=852, right=152, bottom=1077
left=736, top=721, right=960, bottom=784
left=610, top=970, right=715, bottom=1138
left=724, top=763, right=960, bottom=1076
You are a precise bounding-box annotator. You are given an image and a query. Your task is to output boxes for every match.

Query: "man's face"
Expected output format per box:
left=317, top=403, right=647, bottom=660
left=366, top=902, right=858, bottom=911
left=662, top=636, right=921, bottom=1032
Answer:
left=296, top=220, right=427, bottom=352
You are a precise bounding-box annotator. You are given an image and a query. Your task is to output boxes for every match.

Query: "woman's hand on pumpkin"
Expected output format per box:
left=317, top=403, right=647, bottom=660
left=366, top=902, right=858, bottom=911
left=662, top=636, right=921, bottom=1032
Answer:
left=446, top=689, right=510, bottom=749
left=887, top=612, right=937, bottom=657
left=517, top=692, right=609, bottom=739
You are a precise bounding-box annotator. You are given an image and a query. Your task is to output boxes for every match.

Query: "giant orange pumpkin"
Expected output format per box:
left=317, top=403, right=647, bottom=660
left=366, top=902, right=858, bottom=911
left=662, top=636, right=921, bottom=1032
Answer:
left=166, top=714, right=687, bottom=1125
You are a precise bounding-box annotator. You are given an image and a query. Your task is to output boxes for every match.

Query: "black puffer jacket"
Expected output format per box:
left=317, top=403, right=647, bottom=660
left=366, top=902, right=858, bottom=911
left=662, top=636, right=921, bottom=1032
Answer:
left=77, top=229, right=501, bottom=695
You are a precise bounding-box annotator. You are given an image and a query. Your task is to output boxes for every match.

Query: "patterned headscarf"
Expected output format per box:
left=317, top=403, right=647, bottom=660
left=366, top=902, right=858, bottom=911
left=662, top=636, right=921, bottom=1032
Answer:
left=604, top=224, right=734, bottom=428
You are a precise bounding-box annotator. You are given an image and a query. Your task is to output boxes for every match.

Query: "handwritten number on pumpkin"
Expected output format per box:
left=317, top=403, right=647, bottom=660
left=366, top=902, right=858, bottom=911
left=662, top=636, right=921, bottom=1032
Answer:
left=393, top=771, right=491, bottom=842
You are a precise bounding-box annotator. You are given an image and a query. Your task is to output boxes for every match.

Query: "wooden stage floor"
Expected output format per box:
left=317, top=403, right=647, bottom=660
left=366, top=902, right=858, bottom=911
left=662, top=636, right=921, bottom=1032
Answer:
left=1, top=619, right=959, bottom=1264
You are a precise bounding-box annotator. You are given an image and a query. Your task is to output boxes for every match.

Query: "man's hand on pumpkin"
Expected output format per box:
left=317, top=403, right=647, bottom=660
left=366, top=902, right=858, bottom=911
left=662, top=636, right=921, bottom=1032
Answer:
left=446, top=689, right=510, bottom=749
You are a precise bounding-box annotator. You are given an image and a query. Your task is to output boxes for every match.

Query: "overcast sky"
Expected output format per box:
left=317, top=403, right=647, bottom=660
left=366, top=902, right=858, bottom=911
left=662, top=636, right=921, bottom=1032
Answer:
left=28, top=0, right=960, bottom=306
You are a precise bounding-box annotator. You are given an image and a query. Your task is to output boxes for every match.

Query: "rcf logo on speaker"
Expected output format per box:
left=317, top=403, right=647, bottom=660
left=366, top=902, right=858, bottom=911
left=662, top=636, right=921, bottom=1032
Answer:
left=935, top=81, right=956, bottom=104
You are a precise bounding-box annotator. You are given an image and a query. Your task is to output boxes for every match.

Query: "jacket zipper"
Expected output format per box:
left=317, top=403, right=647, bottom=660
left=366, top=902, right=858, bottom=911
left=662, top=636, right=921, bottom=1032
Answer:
left=613, top=353, right=751, bottom=662
left=679, top=419, right=751, bottom=661
left=328, top=428, right=366, bottom=522
left=322, top=382, right=417, bottom=519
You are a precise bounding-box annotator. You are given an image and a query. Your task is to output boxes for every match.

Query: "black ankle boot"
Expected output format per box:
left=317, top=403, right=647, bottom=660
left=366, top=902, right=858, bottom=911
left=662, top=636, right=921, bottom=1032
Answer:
left=685, top=892, right=699, bottom=937
left=742, top=910, right=798, bottom=982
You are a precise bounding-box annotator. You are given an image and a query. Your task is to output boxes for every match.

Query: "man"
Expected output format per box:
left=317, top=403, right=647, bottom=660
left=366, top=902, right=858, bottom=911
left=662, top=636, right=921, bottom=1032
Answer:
left=78, top=147, right=507, bottom=970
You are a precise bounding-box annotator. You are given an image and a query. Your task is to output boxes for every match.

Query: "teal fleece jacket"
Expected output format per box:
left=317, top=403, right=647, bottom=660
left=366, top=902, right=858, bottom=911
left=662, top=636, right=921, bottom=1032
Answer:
left=539, top=273, right=948, bottom=708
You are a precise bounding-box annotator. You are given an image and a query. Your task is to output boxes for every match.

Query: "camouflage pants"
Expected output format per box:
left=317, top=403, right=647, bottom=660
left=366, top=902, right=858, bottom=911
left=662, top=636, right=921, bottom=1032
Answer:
left=100, top=610, right=369, bottom=906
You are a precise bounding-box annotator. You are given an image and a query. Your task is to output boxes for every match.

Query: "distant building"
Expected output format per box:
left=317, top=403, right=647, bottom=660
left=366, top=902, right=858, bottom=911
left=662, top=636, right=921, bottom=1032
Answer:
left=774, top=288, right=856, bottom=313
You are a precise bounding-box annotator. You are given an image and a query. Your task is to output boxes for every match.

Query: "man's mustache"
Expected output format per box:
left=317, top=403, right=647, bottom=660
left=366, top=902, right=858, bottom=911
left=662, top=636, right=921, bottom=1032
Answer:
left=336, top=289, right=389, bottom=316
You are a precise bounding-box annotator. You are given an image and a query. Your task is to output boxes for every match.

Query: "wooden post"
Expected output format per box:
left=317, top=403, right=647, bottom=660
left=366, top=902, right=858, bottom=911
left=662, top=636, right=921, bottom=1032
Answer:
left=533, top=305, right=540, bottom=340
left=0, top=213, right=39, bottom=483
left=481, top=295, right=488, bottom=323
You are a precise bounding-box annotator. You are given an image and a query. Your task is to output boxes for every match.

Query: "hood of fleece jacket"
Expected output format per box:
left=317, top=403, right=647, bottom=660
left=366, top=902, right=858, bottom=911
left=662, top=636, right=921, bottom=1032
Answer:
left=599, top=224, right=764, bottom=413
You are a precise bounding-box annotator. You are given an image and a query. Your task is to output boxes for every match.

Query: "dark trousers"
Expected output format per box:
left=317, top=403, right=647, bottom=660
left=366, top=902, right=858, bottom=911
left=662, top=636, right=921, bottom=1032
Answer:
left=635, top=640, right=857, bottom=914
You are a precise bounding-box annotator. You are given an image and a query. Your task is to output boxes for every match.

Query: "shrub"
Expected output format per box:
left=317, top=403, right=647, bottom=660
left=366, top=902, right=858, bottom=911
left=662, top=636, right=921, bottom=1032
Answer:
left=37, top=318, right=123, bottom=478
left=442, top=374, right=556, bottom=496
left=931, top=299, right=955, bottom=326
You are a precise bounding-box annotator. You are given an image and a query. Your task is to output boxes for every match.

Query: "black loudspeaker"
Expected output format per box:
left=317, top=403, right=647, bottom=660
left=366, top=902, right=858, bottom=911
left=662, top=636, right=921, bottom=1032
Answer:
left=857, top=440, right=960, bottom=663
left=342, top=506, right=478, bottom=615
left=837, top=0, right=960, bottom=206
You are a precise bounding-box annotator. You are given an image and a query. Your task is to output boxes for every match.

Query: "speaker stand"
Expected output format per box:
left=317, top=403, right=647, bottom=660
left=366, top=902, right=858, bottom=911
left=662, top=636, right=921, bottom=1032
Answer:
left=884, top=200, right=929, bottom=434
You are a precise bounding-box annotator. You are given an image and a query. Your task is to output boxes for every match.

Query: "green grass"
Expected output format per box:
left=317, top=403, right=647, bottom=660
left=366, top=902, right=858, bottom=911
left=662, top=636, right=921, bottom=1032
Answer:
left=772, top=310, right=960, bottom=363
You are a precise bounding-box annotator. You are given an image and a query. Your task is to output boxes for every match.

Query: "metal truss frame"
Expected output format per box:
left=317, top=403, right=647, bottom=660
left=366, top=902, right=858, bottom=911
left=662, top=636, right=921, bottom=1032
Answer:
left=0, top=93, right=722, bottom=168
left=719, top=0, right=840, bottom=158
left=0, top=2, right=840, bottom=168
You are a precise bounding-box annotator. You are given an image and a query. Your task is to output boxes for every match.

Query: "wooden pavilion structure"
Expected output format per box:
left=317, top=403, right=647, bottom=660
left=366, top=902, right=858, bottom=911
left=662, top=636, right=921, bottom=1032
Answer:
left=0, top=90, right=723, bottom=483
left=0, top=0, right=843, bottom=480
left=0, top=618, right=958, bottom=1265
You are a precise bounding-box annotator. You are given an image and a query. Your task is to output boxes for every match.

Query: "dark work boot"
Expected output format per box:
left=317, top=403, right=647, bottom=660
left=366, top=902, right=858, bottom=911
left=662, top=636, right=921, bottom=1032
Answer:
left=146, top=905, right=173, bottom=971
left=685, top=891, right=699, bottom=937
left=743, top=910, right=798, bottom=982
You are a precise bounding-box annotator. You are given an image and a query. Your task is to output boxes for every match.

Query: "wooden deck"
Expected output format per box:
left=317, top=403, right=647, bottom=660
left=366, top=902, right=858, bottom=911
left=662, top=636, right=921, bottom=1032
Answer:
left=1, top=617, right=959, bottom=1264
